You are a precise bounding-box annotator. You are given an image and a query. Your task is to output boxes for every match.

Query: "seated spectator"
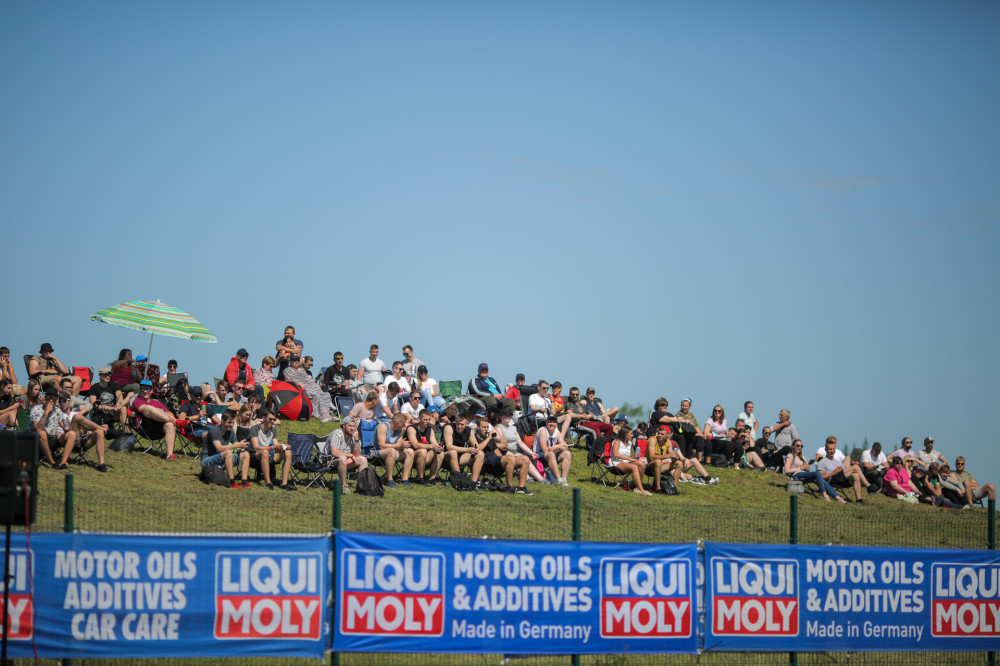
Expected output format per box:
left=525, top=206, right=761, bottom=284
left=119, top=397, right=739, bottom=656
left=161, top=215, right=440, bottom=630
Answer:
left=253, top=356, right=277, bottom=389
left=816, top=438, right=867, bottom=503
left=28, top=342, right=81, bottom=394
left=250, top=409, right=294, bottom=490
left=374, top=412, right=416, bottom=488
left=503, top=373, right=531, bottom=404
left=952, top=456, right=996, bottom=506
left=382, top=361, right=412, bottom=394
left=563, top=386, right=614, bottom=439
left=608, top=424, right=652, bottom=495
left=406, top=409, right=444, bottom=484
left=736, top=401, right=758, bottom=438
left=784, top=439, right=845, bottom=503
left=936, top=464, right=969, bottom=508
left=321, top=352, right=352, bottom=397
left=302, top=355, right=316, bottom=379
left=88, top=366, right=128, bottom=428
left=0, top=346, right=20, bottom=388
left=734, top=425, right=766, bottom=469
left=245, top=392, right=268, bottom=420
left=401, top=345, right=425, bottom=380
left=376, top=383, right=403, bottom=421
left=917, top=436, right=947, bottom=468
left=442, top=414, right=486, bottom=486
left=583, top=387, right=619, bottom=423
left=859, top=441, right=887, bottom=493
left=401, top=391, right=424, bottom=425
left=283, top=354, right=334, bottom=422
left=496, top=410, right=545, bottom=486
left=224, top=348, right=262, bottom=400
left=0, top=379, right=18, bottom=427
left=235, top=404, right=259, bottom=441
left=359, top=344, right=387, bottom=392
left=545, top=382, right=578, bottom=436
left=890, top=436, right=919, bottom=471
left=414, top=365, right=446, bottom=408
left=883, top=456, right=919, bottom=500
left=175, top=382, right=219, bottom=437
left=535, top=416, right=573, bottom=486
left=704, top=405, right=737, bottom=466
left=28, top=385, right=57, bottom=465
left=132, top=379, right=179, bottom=459
left=111, top=348, right=142, bottom=397
left=57, top=376, right=90, bottom=414
left=325, top=418, right=368, bottom=493
left=348, top=391, right=377, bottom=421
left=347, top=365, right=365, bottom=400
left=654, top=423, right=718, bottom=486
left=201, top=409, right=251, bottom=488
left=159, top=359, right=179, bottom=390
left=912, top=465, right=961, bottom=509
left=468, top=363, right=517, bottom=413
left=527, top=380, right=554, bottom=422
left=37, top=390, right=108, bottom=471
left=470, top=416, right=526, bottom=491
left=671, top=398, right=710, bottom=463
left=755, top=425, right=790, bottom=468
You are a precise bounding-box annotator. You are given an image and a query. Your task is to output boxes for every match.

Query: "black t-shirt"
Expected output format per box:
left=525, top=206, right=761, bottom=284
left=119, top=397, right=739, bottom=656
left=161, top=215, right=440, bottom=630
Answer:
left=322, top=364, right=349, bottom=387
left=445, top=424, right=471, bottom=448
left=89, top=382, right=123, bottom=408
left=409, top=424, right=433, bottom=445
left=649, top=410, right=674, bottom=426
left=202, top=426, right=237, bottom=457
left=180, top=401, right=203, bottom=419
left=0, top=394, right=14, bottom=411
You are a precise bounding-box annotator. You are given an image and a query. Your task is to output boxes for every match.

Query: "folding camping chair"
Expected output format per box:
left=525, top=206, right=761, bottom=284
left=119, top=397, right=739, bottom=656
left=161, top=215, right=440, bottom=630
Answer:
left=333, top=394, right=356, bottom=422
left=130, top=412, right=167, bottom=456
left=72, top=367, right=93, bottom=394
left=288, top=433, right=331, bottom=489
left=439, top=380, right=462, bottom=401
left=588, top=436, right=628, bottom=488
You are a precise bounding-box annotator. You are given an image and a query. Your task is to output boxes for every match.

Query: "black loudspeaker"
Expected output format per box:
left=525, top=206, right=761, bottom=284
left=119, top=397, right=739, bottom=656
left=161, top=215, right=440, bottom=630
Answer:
left=0, top=430, right=38, bottom=526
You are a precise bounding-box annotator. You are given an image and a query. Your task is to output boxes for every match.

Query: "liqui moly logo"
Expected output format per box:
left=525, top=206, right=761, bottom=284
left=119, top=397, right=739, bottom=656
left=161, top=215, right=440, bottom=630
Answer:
left=932, top=563, right=1000, bottom=636
left=214, top=551, right=324, bottom=640
left=340, top=549, right=445, bottom=636
left=599, top=557, right=692, bottom=638
left=711, top=558, right=798, bottom=636
left=0, top=550, right=33, bottom=639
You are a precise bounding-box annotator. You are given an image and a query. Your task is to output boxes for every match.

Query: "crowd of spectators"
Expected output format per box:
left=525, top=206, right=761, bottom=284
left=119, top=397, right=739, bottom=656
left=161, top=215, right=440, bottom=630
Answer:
left=0, top=335, right=992, bottom=507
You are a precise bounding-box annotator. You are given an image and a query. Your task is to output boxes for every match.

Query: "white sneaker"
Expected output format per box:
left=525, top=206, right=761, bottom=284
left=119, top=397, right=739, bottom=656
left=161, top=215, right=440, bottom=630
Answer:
left=689, top=477, right=706, bottom=485
left=558, top=478, right=569, bottom=486
left=707, top=477, right=719, bottom=486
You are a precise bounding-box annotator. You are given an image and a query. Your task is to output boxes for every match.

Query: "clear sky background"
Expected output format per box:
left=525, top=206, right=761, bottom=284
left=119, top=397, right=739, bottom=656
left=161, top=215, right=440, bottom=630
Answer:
left=3, top=2, right=998, bottom=482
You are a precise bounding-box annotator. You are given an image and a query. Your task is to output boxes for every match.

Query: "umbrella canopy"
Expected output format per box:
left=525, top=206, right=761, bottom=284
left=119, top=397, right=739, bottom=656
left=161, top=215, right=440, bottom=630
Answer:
left=269, top=380, right=313, bottom=421
left=90, top=300, right=216, bottom=378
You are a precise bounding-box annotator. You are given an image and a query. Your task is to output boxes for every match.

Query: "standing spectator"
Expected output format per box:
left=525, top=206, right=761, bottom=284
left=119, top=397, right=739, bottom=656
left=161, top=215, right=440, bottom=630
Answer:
left=274, top=326, right=303, bottom=381
left=359, top=344, right=387, bottom=392
left=326, top=419, right=368, bottom=493
left=111, top=349, right=142, bottom=398
left=28, top=342, right=81, bottom=394
left=401, top=345, right=425, bottom=380
left=132, top=380, right=179, bottom=459
left=771, top=410, right=799, bottom=453
left=737, top=401, right=758, bottom=438
left=251, top=409, right=294, bottom=490
left=917, top=437, right=947, bottom=468
left=253, top=356, right=277, bottom=390
left=952, top=456, right=996, bottom=506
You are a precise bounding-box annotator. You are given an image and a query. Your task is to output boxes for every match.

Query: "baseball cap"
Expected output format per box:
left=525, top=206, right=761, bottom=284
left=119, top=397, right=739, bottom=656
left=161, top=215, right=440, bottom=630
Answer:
left=135, top=355, right=147, bottom=362
left=657, top=424, right=671, bottom=432
left=586, top=387, right=596, bottom=394
left=478, top=363, right=489, bottom=372
left=515, top=373, right=525, bottom=382
left=139, top=379, right=153, bottom=388
left=98, top=366, right=112, bottom=374
left=189, top=386, right=203, bottom=396
left=39, top=342, right=54, bottom=353
left=614, top=415, right=628, bottom=422
left=237, top=348, right=249, bottom=358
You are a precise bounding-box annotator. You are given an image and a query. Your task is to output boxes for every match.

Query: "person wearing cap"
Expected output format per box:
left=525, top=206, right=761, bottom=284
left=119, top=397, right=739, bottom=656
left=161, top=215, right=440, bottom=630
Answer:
left=468, top=363, right=517, bottom=413
left=36, top=388, right=108, bottom=471
left=535, top=415, right=573, bottom=486
left=321, top=352, right=352, bottom=397
left=911, top=464, right=961, bottom=508
left=359, top=344, right=387, bottom=392
left=224, top=348, right=261, bottom=400
left=58, top=376, right=91, bottom=414
left=503, top=373, right=534, bottom=404
left=917, top=437, right=947, bottom=468
left=133, top=379, right=179, bottom=459
left=582, top=387, right=619, bottom=423
left=283, top=354, right=335, bottom=422
left=401, top=345, right=425, bottom=380
left=28, top=342, right=81, bottom=394
left=413, top=365, right=445, bottom=408
left=883, top=456, right=919, bottom=499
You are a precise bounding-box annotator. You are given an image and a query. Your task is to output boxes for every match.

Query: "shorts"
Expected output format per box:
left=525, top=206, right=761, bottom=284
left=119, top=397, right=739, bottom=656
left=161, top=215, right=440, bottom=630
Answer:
left=483, top=454, right=503, bottom=473
left=973, top=486, right=989, bottom=501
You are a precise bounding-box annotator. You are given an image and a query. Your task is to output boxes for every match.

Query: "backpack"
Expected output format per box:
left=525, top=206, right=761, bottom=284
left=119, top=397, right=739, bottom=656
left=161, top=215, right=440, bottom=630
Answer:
left=661, top=474, right=679, bottom=496
left=711, top=452, right=729, bottom=467
left=109, top=433, right=136, bottom=452
left=449, top=470, right=476, bottom=491
left=356, top=467, right=384, bottom=497
left=200, top=463, right=231, bottom=487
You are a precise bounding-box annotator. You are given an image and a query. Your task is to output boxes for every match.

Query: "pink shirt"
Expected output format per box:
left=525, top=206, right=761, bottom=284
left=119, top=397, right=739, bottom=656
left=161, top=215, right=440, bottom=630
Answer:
left=883, top=467, right=911, bottom=498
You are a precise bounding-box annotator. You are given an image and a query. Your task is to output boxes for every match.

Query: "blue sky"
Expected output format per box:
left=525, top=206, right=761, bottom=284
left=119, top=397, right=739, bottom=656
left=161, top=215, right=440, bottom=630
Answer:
left=3, top=2, right=998, bottom=483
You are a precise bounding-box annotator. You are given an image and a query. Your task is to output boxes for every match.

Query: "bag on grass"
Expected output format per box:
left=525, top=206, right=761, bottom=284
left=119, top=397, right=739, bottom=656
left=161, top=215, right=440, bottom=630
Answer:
left=109, top=433, right=136, bottom=452
left=711, top=452, right=729, bottom=468
left=449, top=470, right=476, bottom=491
left=786, top=478, right=805, bottom=494
left=356, top=467, right=384, bottom=497
left=200, top=463, right=230, bottom=487
left=661, top=474, right=679, bottom=496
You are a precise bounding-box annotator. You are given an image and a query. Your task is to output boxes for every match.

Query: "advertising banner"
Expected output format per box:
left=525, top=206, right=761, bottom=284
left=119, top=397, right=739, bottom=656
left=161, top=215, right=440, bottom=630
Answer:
left=334, top=531, right=698, bottom=654
left=0, top=532, right=330, bottom=659
left=704, top=542, right=1000, bottom=652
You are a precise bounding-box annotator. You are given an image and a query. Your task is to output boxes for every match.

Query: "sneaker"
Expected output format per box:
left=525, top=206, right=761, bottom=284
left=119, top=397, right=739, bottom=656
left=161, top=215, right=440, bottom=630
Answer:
left=401, top=480, right=412, bottom=488
left=286, top=481, right=297, bottom=490
left=855, top=499, right=865, bottom=505
left=53, top=463, right=69, bottom=471
left=515, top=486, right=532, bottom=495
left=280, top=483, right=296, bottom=492
left=342, top=485, right=353, bottom=494
left=385, top=480, right=396, bottom=489
left=414, top=478, right=428, bottom=486
left=689, top=476, right=706, bottom=485
left=166, top=454, right=177, bottom=460
left=557, top=478, right=570, bottom=486
left=474, top=480, right=486, bottom=490
left=96, top=464, right=108, bottom=473
left=541, top=478, right=552, bottom=484
left=230, top=481, right=241, bottom=489
left=706, top=477, right=719, bottom=486
left=265, top=483, right=274, bottom=490
left=239, top=480, right=250, bottom=488
left=502, top=485, right=516, bottom=494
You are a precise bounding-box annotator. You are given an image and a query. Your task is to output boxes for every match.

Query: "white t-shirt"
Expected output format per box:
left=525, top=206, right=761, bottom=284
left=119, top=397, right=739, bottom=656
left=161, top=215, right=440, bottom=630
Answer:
left=376, top=393, right=399, bottom=420
left=359, top=357, right=386, bottom=385
left=861, top=449, right=887, bottom=470
left=528, top=393, right=551, bottom=415
left=401, top=402, right=422, bottom=421
left=417, top=377, right=438, bottom=396
left=383, top=374, right=411, bottom=394
left=815, top=446, right=845, bottom=462
left=737, top=411, right=757, bottom=438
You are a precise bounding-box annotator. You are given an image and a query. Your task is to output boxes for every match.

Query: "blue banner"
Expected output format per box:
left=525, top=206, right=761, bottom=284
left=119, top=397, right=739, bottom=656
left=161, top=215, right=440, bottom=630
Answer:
left=0, top=533, right=330, bottom=659
left=704, top=542, right=1000, bottom=652
left=334, top=531, right=698, bottom=654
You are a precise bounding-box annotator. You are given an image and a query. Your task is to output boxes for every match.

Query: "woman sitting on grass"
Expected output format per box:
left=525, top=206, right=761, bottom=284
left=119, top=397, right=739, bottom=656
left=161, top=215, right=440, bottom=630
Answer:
left=784, top=439, right=846, bottom=503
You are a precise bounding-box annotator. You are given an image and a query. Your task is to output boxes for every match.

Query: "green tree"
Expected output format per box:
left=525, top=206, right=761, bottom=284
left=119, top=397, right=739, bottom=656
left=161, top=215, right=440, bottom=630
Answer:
left=618, top=401, right=647, bottom=426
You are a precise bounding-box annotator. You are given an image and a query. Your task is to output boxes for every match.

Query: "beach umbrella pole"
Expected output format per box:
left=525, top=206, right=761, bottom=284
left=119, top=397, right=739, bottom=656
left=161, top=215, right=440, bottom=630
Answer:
left=144, top=333, right=154, bottom=380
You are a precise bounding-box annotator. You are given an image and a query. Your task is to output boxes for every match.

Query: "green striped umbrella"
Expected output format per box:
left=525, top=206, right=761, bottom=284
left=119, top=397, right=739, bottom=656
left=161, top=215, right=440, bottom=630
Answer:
left=90, top=300, right=216, bottom=377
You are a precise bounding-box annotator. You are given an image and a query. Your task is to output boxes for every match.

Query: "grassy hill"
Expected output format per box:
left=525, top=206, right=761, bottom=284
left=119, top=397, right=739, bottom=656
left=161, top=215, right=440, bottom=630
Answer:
left=24, top=418, right=992, bottom=550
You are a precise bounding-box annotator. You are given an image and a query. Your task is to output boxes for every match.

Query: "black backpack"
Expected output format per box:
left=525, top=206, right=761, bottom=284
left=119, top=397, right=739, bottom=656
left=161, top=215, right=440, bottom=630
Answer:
left=711, top=452, right=730, bottom=468
left=109, top=433, right=136, bottom=452
left=661, top=474, right=679, bottom=496
left=200, top=463, right=230, bottom=487
left=356, top=467, right=384, bottom=497
left=449, top=470, right=476, bottom=491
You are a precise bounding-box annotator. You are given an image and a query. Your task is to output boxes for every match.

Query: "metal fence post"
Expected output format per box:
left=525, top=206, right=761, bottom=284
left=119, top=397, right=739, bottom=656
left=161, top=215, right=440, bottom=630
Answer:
left=571, top=487, right=581, bottom=666
left=990, top=498, right=996, bottom=666
left=788, top=494, right=798, bottom=666
left=331, top=480, right=341, bottom=666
